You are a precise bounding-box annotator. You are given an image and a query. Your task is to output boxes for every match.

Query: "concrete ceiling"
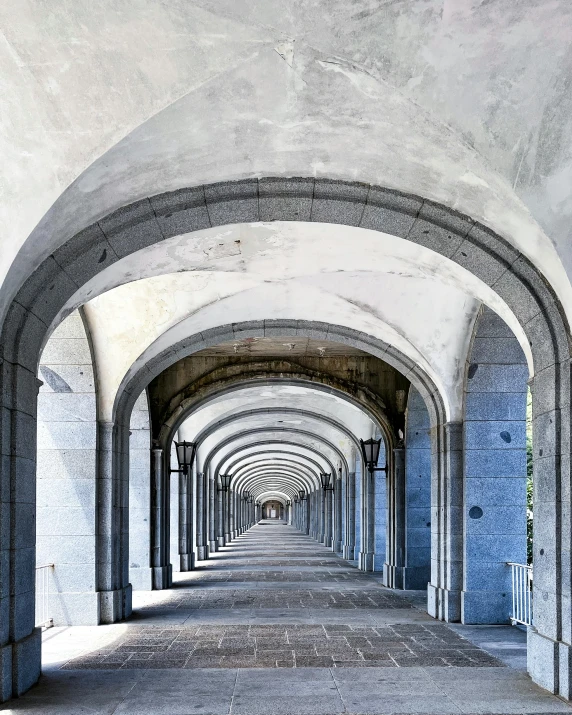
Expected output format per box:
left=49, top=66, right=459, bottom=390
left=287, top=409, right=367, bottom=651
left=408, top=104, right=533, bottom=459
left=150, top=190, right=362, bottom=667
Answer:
left=195, top=338, right=366, bottom=357
left=174, top=383, right=379, bottom=500
left=3, top=0, right=572, bottom=325
left=80, top=222, right=531, bottom=422
left=8, top=2, right=567, bottom=503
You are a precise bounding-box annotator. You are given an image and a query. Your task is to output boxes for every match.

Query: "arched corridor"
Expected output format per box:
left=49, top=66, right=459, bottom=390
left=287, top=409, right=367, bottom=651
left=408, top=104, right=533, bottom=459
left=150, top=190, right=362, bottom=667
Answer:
left=3, top=4, right=572, bottom=712
left=15, top=522, right=567, bottom=714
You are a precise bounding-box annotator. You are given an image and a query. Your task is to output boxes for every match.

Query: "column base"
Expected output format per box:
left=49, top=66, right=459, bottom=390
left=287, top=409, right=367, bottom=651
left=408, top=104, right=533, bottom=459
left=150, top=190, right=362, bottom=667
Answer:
left=342, top=544, right=355, bottom=560
left=225, top=533, right=231, bottom=543
left=427, top=584, right=461, bottom=622
left=180, top=553, right=195, bottom=571
left=527, top=628, right=572, bottom=698
left=383, top=563, right=403, bottom=589
left=333, top=541, right=342, bottom=553
left=218, top=536, right=225, bottom=547
left=99, top=584, right=132, bottom=624
left=209, top=540, right=218, bottom=552
left=152, top=565, right=172, bottom=590
left=197, top=546, right=207, bottom=561
left=359, top=552, right=374, bottom=572
left=0, top=628, right=42, bottom=701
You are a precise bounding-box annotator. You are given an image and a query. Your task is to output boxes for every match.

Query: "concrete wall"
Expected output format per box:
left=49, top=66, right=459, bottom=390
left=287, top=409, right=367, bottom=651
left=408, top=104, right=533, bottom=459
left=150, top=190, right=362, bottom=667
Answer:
left=128, top=391, right=152, bottom=590
left=37, top=310, right=99, bottom=625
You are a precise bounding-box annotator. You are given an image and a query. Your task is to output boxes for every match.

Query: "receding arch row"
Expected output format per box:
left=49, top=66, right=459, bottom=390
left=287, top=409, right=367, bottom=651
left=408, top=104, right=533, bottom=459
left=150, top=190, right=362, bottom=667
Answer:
left=227, top=451, right=334, bottom=493
left=0, top=178, right=569, bottom=699
left=159, top=369, right=390, bottom=448
left=188, top=407, right=376, bottom=468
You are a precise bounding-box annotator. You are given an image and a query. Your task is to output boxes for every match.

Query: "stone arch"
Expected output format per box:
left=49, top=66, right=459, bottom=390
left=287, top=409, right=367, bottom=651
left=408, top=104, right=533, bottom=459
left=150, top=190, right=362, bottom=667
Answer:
left=461, top=306, right=528, bottom=625
left=156, top=365, right=394, bottom=448
left=0, top=178, right=569, bottom=699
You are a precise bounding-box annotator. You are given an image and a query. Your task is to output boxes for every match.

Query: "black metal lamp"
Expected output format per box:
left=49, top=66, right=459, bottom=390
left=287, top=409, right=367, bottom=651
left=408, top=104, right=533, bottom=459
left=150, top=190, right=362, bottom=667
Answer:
left=286, top=499, right=291, bottom=507
left=218, top=474, right=232, bottom=492
left=299, top=490, right=306, bottom=501
left=294, top=495, right=299, bottom=504
left=248, top=494, right=254, bottom=503
left=320, top=472, right=333, bottom=491
left=172, top=441, right=196, bottom=473
left=359, top=438, right=386, bottom=473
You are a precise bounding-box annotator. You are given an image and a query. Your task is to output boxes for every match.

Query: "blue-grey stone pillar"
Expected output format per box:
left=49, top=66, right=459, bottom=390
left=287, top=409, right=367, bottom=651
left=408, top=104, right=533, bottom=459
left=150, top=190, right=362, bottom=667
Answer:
left=383, top=447, right=404, bottom=583
left=374, top=441, right=387, bottom=573
left=97, top=422, right=132, bottom=622
left=427, top=421, right=463, bottom=622
left=354, top=461, right=362, bottom=561
left=359, top=459, right=375, bottom=572
left=196, top=471, right=207, bottom=560
left=343, top=471, right=355, bottom=559
left=324, top=489, right=333, bottom=547
left=217, top=485, right=225, bottom=546
left=150, top=447, right=172, bottom=588
left=229, top=490, right=236, bottom=540
left=209, top=476, right=218, bottom=552
left=178, top=462, right=194, bottom=571
left=0, top=361, right=42, bottom=700
left=333, top=471, right=343, bottom=552
left=462, top=308, right=527, bottom=623
left=402, top=388, right=431, bottom=589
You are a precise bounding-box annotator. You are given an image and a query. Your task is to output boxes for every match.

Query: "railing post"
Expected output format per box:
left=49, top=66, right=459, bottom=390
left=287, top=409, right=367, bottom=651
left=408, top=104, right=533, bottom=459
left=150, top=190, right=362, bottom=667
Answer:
left=507, top=562, right=533, bottom=626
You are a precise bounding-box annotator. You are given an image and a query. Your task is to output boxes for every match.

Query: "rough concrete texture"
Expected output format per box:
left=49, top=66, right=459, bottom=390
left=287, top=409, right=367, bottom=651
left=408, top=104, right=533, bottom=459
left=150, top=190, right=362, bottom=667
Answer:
left=2, top=2, right=572, bottom=327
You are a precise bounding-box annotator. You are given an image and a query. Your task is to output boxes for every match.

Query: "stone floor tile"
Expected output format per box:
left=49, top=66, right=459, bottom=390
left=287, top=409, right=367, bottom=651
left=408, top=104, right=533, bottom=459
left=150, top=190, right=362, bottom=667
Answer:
left=339, top=693, right=462, bottom=714
left=8, top=523, right=570, bottom=714
left=230, top=695, right=344, bottom=714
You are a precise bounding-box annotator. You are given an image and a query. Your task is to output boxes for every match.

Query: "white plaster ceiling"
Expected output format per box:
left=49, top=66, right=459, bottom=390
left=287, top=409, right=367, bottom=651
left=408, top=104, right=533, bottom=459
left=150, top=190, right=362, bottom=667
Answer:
left=81, top=222, right=531, bottom=422
left=178, top=385, right=376, bottom=447
left=177, top=385, right=372, bottom=499
left=3, top=1, right=572, bottom=329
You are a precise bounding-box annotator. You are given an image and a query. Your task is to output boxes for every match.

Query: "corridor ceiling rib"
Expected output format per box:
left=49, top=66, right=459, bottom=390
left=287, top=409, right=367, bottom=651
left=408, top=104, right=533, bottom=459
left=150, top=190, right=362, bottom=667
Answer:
left=203, top=427, right=348, bottom=476
left=160, top=371, right=388, bottom=446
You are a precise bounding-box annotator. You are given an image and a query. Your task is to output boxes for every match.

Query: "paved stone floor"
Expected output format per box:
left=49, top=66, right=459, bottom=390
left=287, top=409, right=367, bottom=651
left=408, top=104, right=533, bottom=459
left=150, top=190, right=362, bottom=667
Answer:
left=3, top=522, right=571, bottom=713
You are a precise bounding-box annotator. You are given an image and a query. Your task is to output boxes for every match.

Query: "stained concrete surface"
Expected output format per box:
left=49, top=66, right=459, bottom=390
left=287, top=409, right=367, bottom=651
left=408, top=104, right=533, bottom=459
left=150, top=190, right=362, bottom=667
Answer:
left=4, top=522, right=570, bottom=714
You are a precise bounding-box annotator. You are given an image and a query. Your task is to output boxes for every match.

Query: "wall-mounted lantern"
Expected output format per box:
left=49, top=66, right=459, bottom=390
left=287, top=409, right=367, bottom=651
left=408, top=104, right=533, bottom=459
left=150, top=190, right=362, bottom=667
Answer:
left=218, top=474, right=232, bottom=492
left=171, top=441, right=196, bottom=474
left=359, top=438, right=386, bottom=475
left=299, top=490, right=306, bottom=501
left=320, top=472, right=334, bottom=491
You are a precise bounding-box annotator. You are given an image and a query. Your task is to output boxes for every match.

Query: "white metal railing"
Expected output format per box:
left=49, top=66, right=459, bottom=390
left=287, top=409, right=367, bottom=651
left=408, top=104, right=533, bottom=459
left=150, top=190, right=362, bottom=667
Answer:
left=507, top=562, right=533, bottom=626
left=35, top=564, right=54, bottom=628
